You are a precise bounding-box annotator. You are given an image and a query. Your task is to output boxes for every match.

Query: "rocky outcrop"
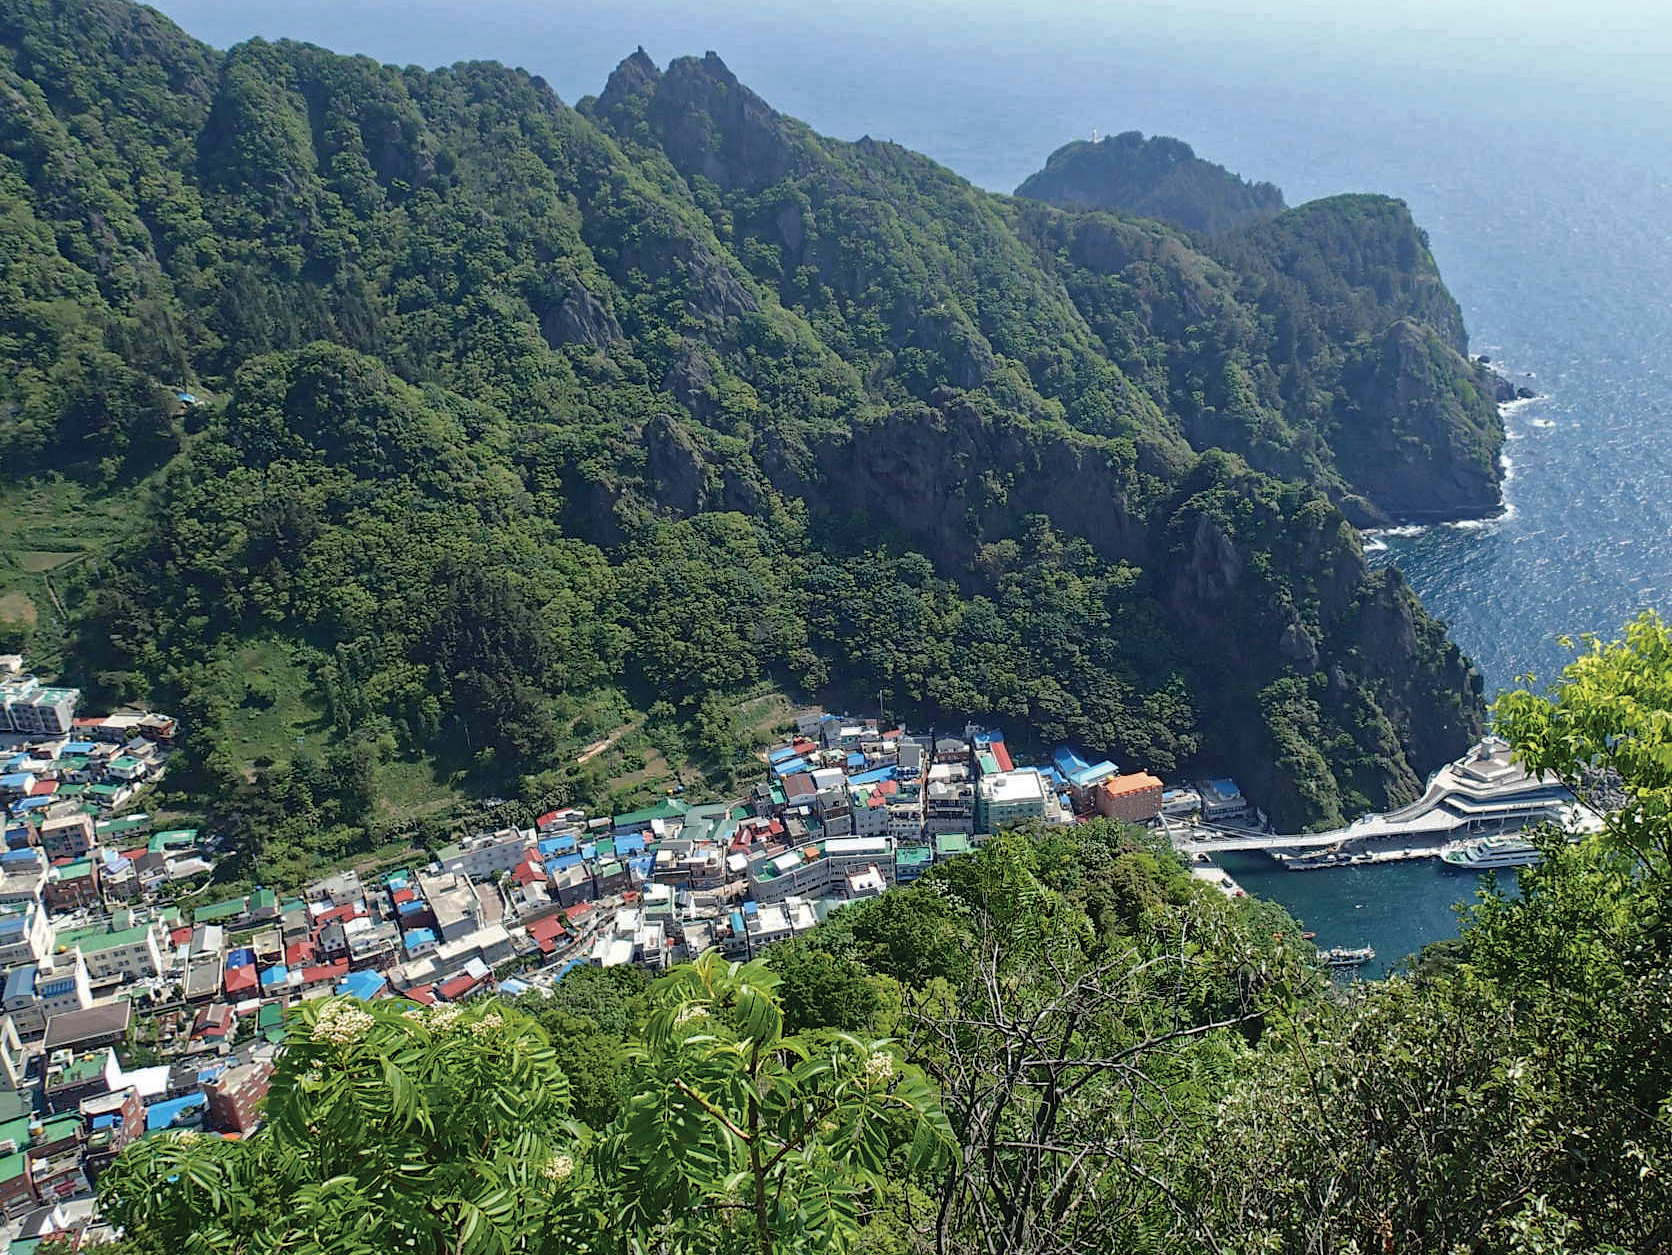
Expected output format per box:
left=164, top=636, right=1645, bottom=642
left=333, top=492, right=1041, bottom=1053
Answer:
left=1332, top=318, right=1505, bottom=523
left=538, top=278, right=622, bottom=350
left=806, top=400, right=1152, bottom=570
left=1017, top=132, right=1286, bottom=235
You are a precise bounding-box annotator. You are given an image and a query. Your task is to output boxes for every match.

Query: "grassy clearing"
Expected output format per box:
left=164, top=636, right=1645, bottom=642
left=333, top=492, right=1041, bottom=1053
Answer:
left=15, top=551, right=79, bottom=572
left=0, top=592, right=37, bottom=627
left=373, top=755, right=464, bottom=824
left=217, top=639, right=333, bottom=774
left=738, top=689, right=799, bottom=741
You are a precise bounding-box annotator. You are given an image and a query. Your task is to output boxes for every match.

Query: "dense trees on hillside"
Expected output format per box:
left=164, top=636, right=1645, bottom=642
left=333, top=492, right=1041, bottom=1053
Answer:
left=4, top=0, right=1500, bottom=853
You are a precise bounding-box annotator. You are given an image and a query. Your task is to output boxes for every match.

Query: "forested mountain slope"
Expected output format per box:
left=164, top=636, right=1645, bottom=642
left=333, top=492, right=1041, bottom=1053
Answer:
left=0, top=0, right=1499, bottom=842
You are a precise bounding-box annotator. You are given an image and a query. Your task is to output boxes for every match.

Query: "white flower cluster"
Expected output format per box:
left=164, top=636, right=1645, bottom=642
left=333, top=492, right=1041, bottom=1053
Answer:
left=468, top=1013, right=504, bottom=1036
left=541, top=1153, right=575, bottom=1183
left=673, top=1004, right=709, bottom=1027
left=861, top=1050, right=896, bottom=1085
left=426, top=1004, right=464, bottom=1031
left=312, top=1000, right=376, bottom=1046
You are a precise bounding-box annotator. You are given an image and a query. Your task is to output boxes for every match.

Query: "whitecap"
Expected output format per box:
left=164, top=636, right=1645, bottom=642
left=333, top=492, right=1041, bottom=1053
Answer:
left=1363, top=524, right=1430, bottom=540
left=1448, top=500, right=1517, bottom=530
left=1529, top=418, right=1555, bottom=429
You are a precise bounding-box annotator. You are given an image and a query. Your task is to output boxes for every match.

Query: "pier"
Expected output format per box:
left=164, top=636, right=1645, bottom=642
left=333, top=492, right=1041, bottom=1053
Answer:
left=1168, top=738, right=1590, bottom=869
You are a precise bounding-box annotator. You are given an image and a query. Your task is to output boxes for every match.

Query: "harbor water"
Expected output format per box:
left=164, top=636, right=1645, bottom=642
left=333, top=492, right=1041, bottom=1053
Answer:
left=1212, top=851, right=1518, bottom=981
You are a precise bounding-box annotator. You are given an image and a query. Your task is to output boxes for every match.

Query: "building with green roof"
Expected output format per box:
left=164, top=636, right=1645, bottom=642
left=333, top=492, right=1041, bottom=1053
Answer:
left=932, top=833, right=973, bottom=861
left=192, top=897, right=247, bottom=923
left=147, top=829, right=197, bottom=854
left=611, top=799, right=689, bottom=829
left=94, top=815, right=149, bottom=839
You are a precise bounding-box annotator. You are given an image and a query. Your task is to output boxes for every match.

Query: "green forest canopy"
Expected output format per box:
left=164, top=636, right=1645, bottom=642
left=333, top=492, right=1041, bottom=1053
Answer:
left=1, top=0, right=1504, bottom=871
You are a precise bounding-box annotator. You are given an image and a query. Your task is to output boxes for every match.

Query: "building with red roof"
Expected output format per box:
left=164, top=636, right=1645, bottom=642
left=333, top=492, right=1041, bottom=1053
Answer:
left=224, top=965, right=258, bottom=996
left=990, top=741, right=1014, bottom=773
left=436, top=972, right=484, bottom=1002
left=299, top=960, right=349, bottom=992
left=311, top=904, right=365, bottom=928
left=527, top=915, right=567, bottom=954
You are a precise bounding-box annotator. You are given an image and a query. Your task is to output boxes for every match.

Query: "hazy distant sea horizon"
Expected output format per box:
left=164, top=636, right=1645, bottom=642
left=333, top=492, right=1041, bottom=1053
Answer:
left=151, top=0, right=1672, bottom=970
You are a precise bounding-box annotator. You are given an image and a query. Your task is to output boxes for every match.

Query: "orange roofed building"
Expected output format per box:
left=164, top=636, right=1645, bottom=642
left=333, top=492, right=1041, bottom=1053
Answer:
left=1094, top=772, right=1164, bottom=824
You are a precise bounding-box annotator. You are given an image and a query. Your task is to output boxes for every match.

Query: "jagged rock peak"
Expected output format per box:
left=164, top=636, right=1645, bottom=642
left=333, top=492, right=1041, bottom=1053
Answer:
left=594, top=46, right=662, bottom=117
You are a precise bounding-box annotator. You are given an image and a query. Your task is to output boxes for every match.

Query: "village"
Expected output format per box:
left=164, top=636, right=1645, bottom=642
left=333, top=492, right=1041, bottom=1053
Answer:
left=0, top=654, right=1255, bottom=1249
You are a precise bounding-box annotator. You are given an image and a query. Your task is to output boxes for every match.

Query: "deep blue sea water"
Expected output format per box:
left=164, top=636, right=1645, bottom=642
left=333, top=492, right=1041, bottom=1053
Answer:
left=151, top=0, right=1672, bottom=972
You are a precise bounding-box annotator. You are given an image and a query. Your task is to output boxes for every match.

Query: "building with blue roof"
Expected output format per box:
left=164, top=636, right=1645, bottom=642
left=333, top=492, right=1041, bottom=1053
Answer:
left=337, top=969, right=386, bottom=1000
left=145, top=1093, right=207, bottom=1132
left=771, top=757, right=809, bottom=777
left=846, top=765, right=896, bottom=786
left=226, top=947, right=257, bottom=969
left=615, top=833, right=647, bottom=856
left=258, top=965, right=289, bottom=988
left=767, top=745, right=799, bottom=764
left=1052, top=747, right=1090, bottom=777
left=57, top=741, right=99, bottom=756
left=538, top=833, right=577, bottom=858
left=1069, top=761, right=1118, bottom=789
left=403, top=928, right=437, bottom=954
left=11, top=797, right=49, bottom=813
left=2, top=964, right=34, bottom=1002
left=396, top=899, right=426, bottom=917
left=846, top=752, right=865, bottom=768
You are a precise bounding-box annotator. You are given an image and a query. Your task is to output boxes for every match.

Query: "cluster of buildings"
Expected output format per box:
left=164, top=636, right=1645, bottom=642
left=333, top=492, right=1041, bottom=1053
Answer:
left=0, top=678, right=1257, bottom=1247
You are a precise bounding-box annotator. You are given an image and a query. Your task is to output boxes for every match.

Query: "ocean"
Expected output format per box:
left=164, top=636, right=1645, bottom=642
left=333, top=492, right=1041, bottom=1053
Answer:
left=150, top=0, right=1672, bottom=972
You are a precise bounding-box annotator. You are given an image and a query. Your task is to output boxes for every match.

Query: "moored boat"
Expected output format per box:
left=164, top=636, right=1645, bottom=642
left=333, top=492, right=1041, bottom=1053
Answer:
left=1319, top=945, right=1375, bottom=967
left=1439, top=835, right=1541, bottom=870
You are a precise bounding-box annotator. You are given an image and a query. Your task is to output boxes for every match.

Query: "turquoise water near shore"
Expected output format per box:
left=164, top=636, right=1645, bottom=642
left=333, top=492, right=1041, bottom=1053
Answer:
left=1212, top=852, right=1516, bottom=981
left=150, top=0, right=1672, bottom=973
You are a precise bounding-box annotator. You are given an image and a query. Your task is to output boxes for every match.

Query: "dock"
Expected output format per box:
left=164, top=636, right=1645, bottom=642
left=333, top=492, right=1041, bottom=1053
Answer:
left=1170, top=738, right=1596, bottom=870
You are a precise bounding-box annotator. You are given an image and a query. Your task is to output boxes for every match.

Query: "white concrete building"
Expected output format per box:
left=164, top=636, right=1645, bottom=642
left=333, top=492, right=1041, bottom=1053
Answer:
left=437, top=828, right=531, bottom=880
